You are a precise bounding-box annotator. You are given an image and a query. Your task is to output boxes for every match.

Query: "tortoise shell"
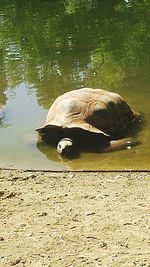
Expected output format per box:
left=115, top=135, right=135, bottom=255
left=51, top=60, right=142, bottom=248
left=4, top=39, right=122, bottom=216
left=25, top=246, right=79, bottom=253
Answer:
left=37, top=88, right=136, bottom=137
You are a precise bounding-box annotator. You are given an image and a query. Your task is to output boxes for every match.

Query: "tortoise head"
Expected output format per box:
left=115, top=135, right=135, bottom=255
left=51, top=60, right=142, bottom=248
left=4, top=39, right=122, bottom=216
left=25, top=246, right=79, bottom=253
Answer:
left=57, top=138, right=74, bottom=156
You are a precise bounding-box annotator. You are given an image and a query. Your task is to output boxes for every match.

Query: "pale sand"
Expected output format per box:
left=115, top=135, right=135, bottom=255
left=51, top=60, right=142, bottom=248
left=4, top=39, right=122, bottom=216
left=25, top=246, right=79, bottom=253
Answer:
left=0, top=170, right=150, bottom=267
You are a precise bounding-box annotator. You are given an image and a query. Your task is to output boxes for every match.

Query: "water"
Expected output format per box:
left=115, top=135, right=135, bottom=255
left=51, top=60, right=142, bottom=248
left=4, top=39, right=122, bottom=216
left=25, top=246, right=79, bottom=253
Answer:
left=0, top=0, right=150, bottom=170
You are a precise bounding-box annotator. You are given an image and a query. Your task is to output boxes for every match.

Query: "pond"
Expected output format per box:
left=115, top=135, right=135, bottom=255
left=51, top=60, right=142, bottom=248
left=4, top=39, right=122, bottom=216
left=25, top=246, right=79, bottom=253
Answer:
left=0, top=0, right=150, bottom=170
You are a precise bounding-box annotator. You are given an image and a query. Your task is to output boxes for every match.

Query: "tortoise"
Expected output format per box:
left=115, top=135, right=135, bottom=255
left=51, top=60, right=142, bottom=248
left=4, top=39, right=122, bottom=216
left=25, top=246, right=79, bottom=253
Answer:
left=36, top=88, right=141, bottom=156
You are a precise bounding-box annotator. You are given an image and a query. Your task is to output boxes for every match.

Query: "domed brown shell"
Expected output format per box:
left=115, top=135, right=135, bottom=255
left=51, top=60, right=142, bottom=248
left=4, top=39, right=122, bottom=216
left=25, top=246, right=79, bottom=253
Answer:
left=36, top=88, right=136, bottom=137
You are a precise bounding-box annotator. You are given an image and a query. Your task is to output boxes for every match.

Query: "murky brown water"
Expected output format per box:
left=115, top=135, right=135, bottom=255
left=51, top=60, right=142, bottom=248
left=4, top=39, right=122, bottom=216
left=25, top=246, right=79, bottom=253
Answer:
left=0, top=0, right=150, bottom=170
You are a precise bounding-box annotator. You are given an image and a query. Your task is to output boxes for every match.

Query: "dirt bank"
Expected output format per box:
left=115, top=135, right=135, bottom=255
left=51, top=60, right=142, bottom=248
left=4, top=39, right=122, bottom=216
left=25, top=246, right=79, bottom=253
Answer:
left=0, top=170, right=150, bottom=267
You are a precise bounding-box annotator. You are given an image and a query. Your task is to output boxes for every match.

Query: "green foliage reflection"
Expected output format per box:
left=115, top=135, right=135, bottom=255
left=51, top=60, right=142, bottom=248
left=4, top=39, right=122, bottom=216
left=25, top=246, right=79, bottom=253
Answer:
left=0, top=0, right=150, bottom=107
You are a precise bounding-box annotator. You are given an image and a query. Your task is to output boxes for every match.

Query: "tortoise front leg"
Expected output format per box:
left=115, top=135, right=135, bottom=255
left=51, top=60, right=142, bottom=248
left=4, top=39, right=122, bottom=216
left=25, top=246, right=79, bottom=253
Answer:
left=103, top=137, right=140, bottom=153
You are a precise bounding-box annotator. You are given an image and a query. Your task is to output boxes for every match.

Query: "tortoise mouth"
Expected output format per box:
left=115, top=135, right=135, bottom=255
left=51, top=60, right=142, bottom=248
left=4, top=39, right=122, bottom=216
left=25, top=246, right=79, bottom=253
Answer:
left=56, top=138, right=76, bottom=158
left=57, top=141, right=71, bottom=151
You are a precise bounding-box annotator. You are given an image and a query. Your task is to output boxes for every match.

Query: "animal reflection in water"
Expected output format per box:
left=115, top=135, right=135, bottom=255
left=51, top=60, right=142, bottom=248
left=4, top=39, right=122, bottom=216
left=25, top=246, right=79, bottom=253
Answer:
left=36, top=88, right=142, bottom=158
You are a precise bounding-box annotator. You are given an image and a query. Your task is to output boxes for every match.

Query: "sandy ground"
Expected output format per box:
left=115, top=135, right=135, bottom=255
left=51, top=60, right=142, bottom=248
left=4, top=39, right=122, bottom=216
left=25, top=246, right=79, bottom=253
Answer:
left=0, top=170, right=150, bottom=267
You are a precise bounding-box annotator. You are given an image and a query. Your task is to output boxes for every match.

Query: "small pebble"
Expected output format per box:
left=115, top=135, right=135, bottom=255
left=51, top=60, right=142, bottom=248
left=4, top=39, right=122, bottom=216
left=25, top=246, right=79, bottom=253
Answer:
left=0, top=191, right=5, bottom=197
left=25, top=232, right=33, bottom=237
left=19, top=223, right=26, bottom=228
left=69, top=173, right=75, bottom=179
left=100, top=241, right=108, bottom=248
left=10, top=258, right=22, bottom=266
left=86, top=211, right=96, bottom=216
left=38, top=211, right=48, bottom=217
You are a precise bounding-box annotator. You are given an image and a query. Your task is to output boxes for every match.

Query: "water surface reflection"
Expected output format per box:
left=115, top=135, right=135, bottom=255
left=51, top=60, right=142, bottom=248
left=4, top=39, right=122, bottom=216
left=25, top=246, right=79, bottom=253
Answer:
left=0, top=0, right=150, bottom=169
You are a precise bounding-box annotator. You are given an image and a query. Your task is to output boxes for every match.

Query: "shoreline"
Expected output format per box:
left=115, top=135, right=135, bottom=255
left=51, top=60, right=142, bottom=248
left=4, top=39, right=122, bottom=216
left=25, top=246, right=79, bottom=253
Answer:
left=0, top=167, right=150, bottom=172
left=0, top=170, right=150, bottom=266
